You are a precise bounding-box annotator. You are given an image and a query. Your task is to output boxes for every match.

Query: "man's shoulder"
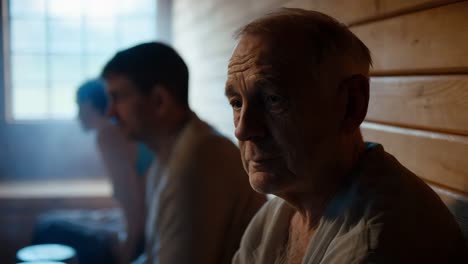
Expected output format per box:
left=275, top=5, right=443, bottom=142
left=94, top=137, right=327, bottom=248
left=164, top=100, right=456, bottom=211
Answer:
left=168, top=117, right=235, bottom=167
left=186, top=119, right=242, bottom=170
left=166, top=117, right=247, bottom=193
left=183, top=117, right=238, bottom=155
left=345, top=144, right=467, bottom=262
left=355, top=144, right=450, bottom=218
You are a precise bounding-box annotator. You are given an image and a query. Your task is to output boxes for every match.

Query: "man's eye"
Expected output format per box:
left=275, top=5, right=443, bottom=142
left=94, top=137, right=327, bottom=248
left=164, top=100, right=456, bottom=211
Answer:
left=264, top=94, right=287, bottom=113
left=265, top=95, right=283, bottom=106
left=229, top=99, right=243, bottom=110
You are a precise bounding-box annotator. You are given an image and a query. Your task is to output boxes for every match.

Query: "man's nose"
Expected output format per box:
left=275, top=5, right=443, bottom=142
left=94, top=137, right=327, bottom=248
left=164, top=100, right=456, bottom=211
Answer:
left=235, top=105, right=266, bottom=141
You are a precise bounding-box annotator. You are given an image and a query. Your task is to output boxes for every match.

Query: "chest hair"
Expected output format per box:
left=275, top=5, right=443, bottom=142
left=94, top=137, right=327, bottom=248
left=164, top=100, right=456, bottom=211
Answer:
left=286, top=214, right=316, bottom=264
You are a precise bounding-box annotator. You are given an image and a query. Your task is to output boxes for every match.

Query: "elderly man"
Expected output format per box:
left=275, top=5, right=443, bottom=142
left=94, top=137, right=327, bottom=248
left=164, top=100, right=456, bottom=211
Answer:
left=101, top=42, right=266, bottom=263
left=226, top=8, right=467, bottom=263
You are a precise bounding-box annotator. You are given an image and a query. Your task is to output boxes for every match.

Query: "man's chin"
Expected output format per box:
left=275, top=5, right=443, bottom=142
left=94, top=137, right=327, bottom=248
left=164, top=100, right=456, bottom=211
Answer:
left=249, top=171, right=284, bottom=194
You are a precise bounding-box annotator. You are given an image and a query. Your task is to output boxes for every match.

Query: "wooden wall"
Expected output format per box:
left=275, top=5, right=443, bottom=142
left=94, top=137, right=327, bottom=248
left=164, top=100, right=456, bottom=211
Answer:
left=172, top=0, right=468, bottom=238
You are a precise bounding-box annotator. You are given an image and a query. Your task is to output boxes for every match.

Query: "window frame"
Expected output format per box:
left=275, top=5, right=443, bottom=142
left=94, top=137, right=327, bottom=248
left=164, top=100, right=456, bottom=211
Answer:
left=0, top=0, right=171, bottom=181
left=1, top=0, right=167, bottom=124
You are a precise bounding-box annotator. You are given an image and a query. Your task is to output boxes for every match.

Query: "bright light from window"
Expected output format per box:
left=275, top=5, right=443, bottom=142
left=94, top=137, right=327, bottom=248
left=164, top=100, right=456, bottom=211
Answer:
left=7, top=0, right=157, bottom=120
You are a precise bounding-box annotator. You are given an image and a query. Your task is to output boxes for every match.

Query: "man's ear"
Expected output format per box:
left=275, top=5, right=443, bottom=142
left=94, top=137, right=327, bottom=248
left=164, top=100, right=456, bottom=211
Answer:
left=340, top=74, right=369, bottom=133
left=150, top=85, right=171, bottom=116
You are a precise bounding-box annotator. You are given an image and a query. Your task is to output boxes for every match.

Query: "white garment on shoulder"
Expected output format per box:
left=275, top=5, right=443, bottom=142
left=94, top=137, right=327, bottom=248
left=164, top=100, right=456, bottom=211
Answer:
left=133, top=160, right=167, bottom=264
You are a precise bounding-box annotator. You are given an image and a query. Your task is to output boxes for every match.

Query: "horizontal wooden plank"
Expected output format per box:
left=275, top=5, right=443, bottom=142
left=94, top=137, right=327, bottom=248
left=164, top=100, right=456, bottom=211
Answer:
left=284, top=0, right=375, bottom=23
left=174, top=0, right=288, bottom=45
left=173, top=0, right=228, bottom=30
left=284, top=0, right=461, bottom=25
left=174, top=27, right=235, bottom=60
left=351, top=1, right=468, bottom=75
left=174, top=1, right=468, bottom=79
left=174, top=0, right=462, bottom=32
left=361, top=122, right=468, bottom=194
left=367, top=75, right=468, bottom=135
left=430, top=185, right=468, bottom=239
left=174, top=0, right=460, bottom=42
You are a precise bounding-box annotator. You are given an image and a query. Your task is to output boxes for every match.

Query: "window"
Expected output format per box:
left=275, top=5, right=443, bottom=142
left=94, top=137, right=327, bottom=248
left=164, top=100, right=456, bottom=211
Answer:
left=5, top=0, right=157, bottom=120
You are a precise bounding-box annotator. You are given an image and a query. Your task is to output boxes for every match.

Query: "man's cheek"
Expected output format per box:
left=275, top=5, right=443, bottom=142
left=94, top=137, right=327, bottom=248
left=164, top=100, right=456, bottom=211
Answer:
left=241, top=158, right=250, bottom=174
left=239, top=146, right=250, bottom=173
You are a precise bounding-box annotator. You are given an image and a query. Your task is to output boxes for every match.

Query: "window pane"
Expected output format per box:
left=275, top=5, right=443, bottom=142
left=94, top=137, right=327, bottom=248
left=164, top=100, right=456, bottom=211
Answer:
left=83, top=0, right=117, bottom=18
left=10, top=0, right=46, bottom=17
left=8, top=0, right=157, bottom=120
left=49, top=19, right=82, bottom=54
left=84, top=19, right=117, bottom=54
left=118, top=17, right=156, bottom=49
left=83, top=54, right=113, bottom=79
left=12, top=88, right=48, bottom=119
left=11, top=19, right=47, bottom=53
left=13, top=77, right=47, bottom=92
left=50, top=81, right=78, bottom=119
left=118, top=0, right=156, bottom=16
left=11, top=54, right=47, bottom=82
left=50, top=55, right=83, bottom=82
left=48, top=0, right=82, bottom=19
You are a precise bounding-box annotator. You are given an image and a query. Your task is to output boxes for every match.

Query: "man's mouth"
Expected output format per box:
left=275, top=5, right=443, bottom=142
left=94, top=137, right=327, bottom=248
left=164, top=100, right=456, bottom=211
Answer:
left=251, top=157, right=279, bottom=163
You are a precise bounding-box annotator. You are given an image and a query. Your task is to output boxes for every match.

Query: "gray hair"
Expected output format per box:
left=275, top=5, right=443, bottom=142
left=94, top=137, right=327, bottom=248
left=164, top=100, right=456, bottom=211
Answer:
left=235, top=8, right=372, bottom=73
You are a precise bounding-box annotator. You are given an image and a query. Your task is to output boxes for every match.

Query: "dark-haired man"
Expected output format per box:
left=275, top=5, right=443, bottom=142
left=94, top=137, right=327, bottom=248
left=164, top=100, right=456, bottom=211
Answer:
left=101, top=42, right=266, bottom=264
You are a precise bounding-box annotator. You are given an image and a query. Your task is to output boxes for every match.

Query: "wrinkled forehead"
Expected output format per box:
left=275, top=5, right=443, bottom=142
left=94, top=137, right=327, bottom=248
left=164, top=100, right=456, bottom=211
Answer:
left=229, top=35, right=271, bottom=73
left=230, top=33, right=321, bottom=74
left=227, top=33, right=347, bottom=104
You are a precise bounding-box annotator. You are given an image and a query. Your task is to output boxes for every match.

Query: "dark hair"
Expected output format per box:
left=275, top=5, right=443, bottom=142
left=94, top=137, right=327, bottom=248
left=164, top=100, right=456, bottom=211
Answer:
left=76, top=79, right=108, bottom=114
left=101, top=42, right=189, bottom=108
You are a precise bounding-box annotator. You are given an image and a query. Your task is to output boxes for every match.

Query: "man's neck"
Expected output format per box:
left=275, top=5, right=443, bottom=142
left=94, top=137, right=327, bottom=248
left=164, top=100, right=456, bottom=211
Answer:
left=283, top=133, right=366, bottom=230
left=147, top=109, right=192, bottom=166
left=283, top=187, right=337, bottom=229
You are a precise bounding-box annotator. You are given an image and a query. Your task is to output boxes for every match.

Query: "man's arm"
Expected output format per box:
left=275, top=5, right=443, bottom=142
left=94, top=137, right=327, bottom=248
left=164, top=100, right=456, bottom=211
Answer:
left=97, top=129, right=146, bottom=264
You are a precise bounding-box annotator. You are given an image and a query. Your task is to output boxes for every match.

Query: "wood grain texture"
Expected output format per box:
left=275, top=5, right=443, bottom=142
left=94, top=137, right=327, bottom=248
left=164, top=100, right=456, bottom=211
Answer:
left=361, top=122, right=468, bottom=194
left=284, top=0, right=461, bottom=24
left=174, top=0, right=288, bottom=37
left=367, top=75, right=468, bottom=135
left=351, top=1, right=468, bottom=75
